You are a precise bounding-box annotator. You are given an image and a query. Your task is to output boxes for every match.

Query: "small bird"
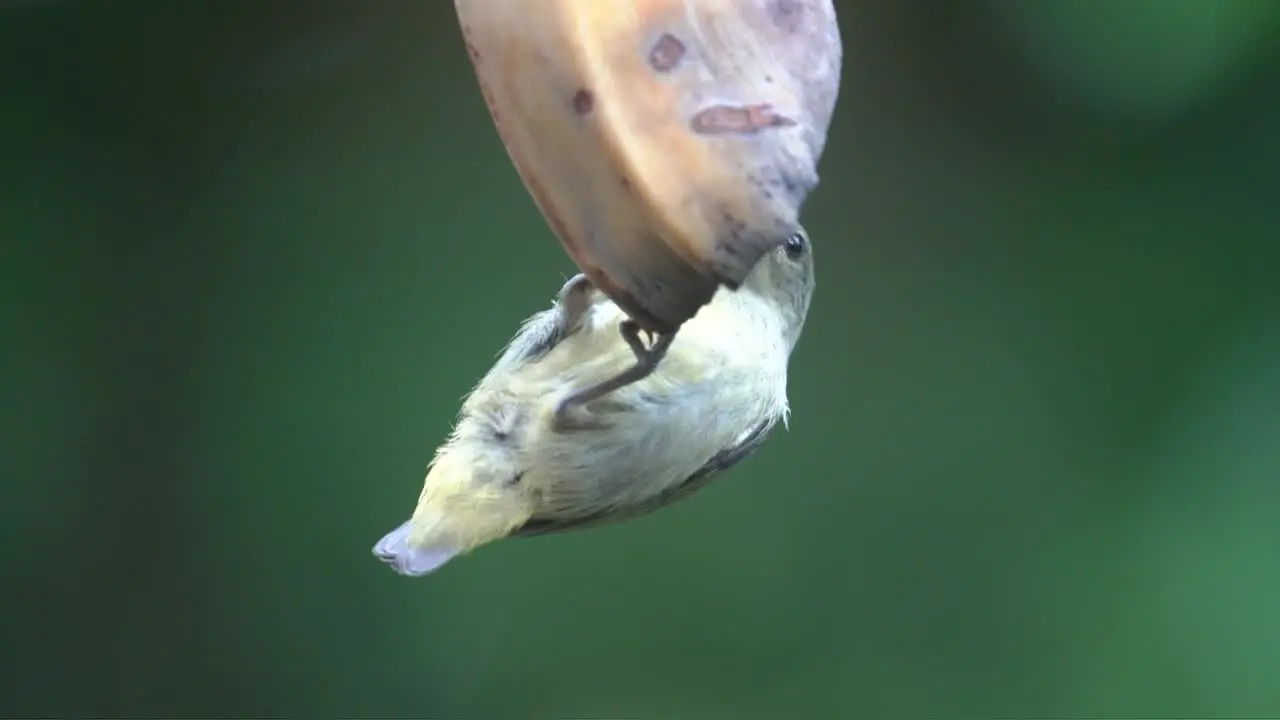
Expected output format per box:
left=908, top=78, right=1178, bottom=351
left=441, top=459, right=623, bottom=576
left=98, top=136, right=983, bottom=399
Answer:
left=372, top=230, right=815, bottom=576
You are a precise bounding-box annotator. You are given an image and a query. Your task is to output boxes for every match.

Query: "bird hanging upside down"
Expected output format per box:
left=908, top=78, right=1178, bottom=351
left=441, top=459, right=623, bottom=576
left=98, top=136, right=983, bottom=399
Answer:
left=373, top=230, right=815, bottom=576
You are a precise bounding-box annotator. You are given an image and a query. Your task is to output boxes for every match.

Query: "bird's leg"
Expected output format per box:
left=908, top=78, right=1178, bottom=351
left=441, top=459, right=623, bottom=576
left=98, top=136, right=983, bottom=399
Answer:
left=554, top=273, right=595, bottom=335
left=553, top=320, right=676, bottom=430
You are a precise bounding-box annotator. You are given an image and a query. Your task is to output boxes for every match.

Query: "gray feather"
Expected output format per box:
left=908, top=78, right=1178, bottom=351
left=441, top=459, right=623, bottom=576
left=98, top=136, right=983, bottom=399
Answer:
left=513, top=415, right=778, bottom=537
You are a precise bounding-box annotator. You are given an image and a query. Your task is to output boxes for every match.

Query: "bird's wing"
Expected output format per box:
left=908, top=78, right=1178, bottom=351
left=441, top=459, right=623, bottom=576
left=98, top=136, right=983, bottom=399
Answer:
left=512, top=415, right=779, bottom=537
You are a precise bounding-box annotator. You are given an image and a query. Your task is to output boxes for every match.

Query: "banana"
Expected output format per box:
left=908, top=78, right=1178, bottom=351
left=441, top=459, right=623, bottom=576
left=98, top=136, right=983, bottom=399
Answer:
left=455, top=0, right=842, bottom=334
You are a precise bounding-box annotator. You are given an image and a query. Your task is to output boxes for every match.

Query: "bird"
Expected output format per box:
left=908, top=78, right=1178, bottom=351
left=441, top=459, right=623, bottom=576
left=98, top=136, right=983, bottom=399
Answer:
left=372, top=229, right=815, bottom=576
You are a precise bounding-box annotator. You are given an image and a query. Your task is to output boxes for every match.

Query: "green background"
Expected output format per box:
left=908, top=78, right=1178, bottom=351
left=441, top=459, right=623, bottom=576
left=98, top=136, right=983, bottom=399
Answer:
left=3, top=1, right=1279, bottom=716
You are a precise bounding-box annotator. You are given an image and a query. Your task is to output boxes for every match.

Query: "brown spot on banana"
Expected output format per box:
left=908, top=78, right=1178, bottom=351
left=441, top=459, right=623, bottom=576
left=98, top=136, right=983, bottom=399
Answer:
left=690, top=104, right=798, bottom=135
left=648, top=33, right=686, bottom=72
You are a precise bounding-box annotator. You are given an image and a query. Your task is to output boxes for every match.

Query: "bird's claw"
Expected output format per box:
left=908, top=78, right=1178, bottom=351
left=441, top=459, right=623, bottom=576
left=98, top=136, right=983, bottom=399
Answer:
left=553, top=397, right=603, bottom=432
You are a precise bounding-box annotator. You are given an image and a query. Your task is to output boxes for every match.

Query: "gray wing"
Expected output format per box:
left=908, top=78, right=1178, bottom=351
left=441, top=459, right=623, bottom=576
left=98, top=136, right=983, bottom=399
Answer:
left=513, top=415, right=779, bottom=538
left=489, top=273, right=596, bottom=374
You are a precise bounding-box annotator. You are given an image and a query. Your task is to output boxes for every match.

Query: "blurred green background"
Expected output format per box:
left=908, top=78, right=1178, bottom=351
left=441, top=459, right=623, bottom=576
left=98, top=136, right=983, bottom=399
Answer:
left=3, top=1, right=1279, bottom=716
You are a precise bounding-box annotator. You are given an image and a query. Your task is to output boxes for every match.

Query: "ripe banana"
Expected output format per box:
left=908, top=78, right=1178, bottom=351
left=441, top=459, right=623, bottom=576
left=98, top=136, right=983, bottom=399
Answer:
left=456, top=0, right=842, bottom=334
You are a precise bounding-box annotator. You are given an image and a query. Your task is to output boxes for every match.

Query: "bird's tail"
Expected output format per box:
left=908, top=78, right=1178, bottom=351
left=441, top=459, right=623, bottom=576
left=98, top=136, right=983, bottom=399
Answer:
left=372, top=451, right=523, bottom=577
left=373, top=435, right=533, bottom=577
left=372, top=518, right=459, bottom=577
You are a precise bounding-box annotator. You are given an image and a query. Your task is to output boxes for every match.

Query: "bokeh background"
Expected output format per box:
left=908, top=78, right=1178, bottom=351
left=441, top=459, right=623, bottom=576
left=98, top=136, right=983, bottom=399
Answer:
left=3, top=1, right=1279, bottom=716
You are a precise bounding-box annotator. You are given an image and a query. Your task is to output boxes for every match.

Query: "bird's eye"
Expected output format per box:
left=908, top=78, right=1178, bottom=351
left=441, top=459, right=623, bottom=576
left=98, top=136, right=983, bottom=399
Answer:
left=783, top=232, right=807, bottom=260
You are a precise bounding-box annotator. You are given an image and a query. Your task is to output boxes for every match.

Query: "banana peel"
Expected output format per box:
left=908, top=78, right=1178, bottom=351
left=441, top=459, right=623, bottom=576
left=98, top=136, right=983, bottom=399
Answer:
left=455, top=0, right=842, bottom=334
